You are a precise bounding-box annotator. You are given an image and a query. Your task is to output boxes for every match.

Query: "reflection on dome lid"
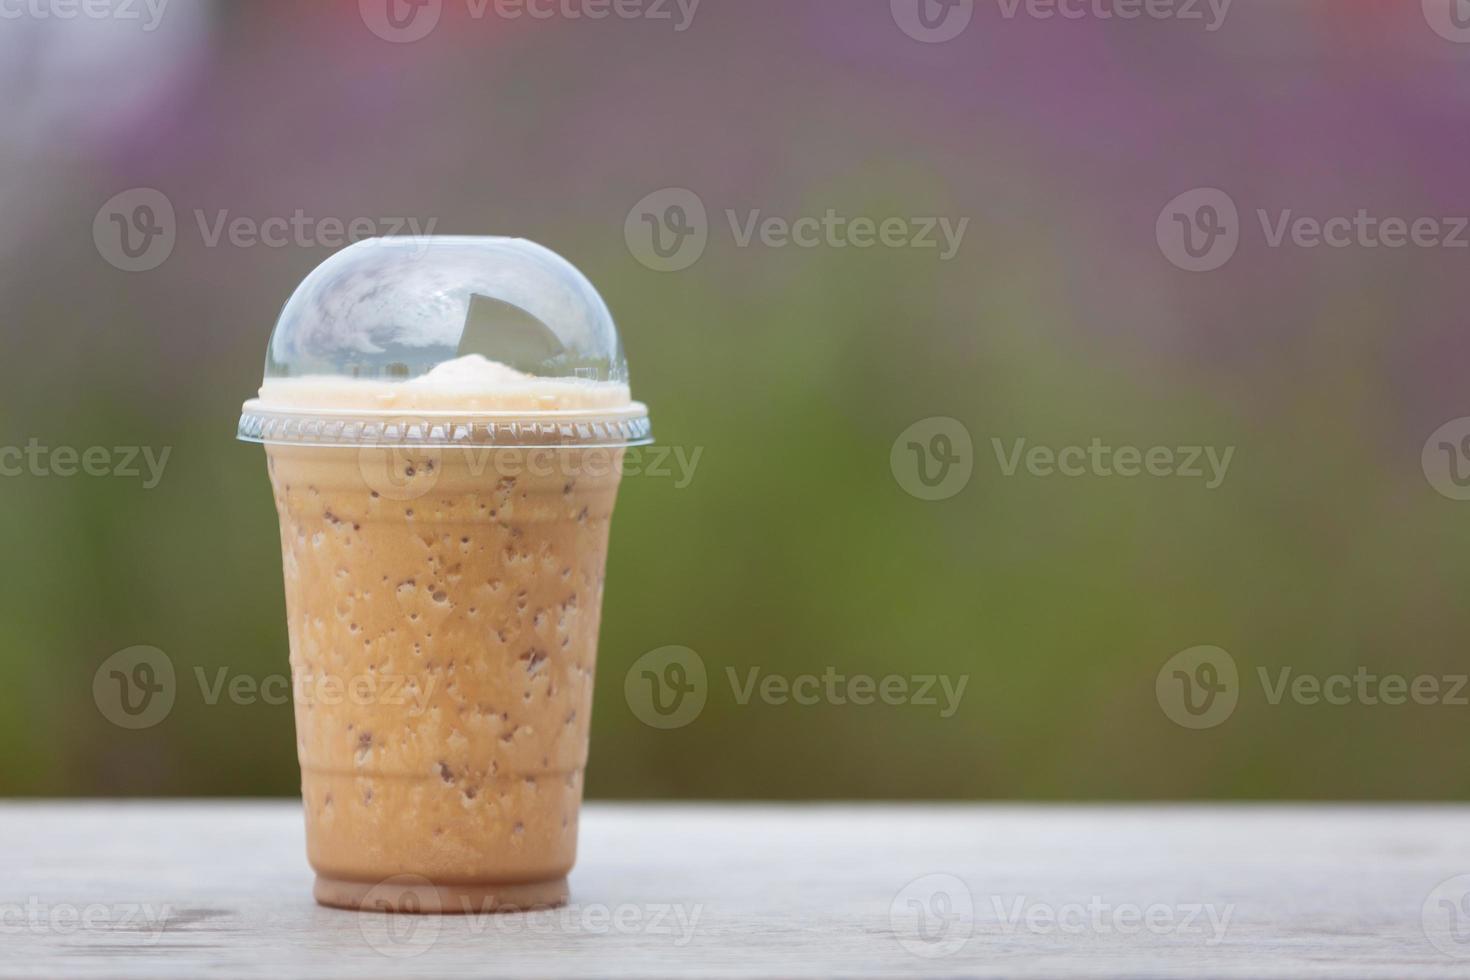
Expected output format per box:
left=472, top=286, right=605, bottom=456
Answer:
left=264, top=237, right=627, bottom=384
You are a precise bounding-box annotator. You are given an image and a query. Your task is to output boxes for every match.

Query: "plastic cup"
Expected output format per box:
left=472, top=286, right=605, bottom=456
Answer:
left=238, top=238, right=651, bottom=913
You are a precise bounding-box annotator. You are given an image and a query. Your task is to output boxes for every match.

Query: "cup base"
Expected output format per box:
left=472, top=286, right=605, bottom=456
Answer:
left=314, top=874, right=570, bottom=914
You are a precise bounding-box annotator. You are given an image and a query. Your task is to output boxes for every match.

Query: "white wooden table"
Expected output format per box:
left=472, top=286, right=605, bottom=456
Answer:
left=2, top=802, right=1469, bottom=978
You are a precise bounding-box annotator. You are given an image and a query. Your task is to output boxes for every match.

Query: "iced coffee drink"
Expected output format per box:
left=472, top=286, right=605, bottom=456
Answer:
left=238, top=239, right=651, bottom=912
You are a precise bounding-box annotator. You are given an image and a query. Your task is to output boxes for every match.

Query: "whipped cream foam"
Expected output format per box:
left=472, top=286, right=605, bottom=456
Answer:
left=257, top=355, right=633, bottom=413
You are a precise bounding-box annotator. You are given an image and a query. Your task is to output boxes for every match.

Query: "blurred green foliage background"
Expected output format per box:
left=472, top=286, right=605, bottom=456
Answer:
left=2, top=0, right=1468, bottom=799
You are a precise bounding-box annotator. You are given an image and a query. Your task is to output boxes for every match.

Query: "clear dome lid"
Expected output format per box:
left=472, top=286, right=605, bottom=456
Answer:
left=237, top=237, right=650, bottom=448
